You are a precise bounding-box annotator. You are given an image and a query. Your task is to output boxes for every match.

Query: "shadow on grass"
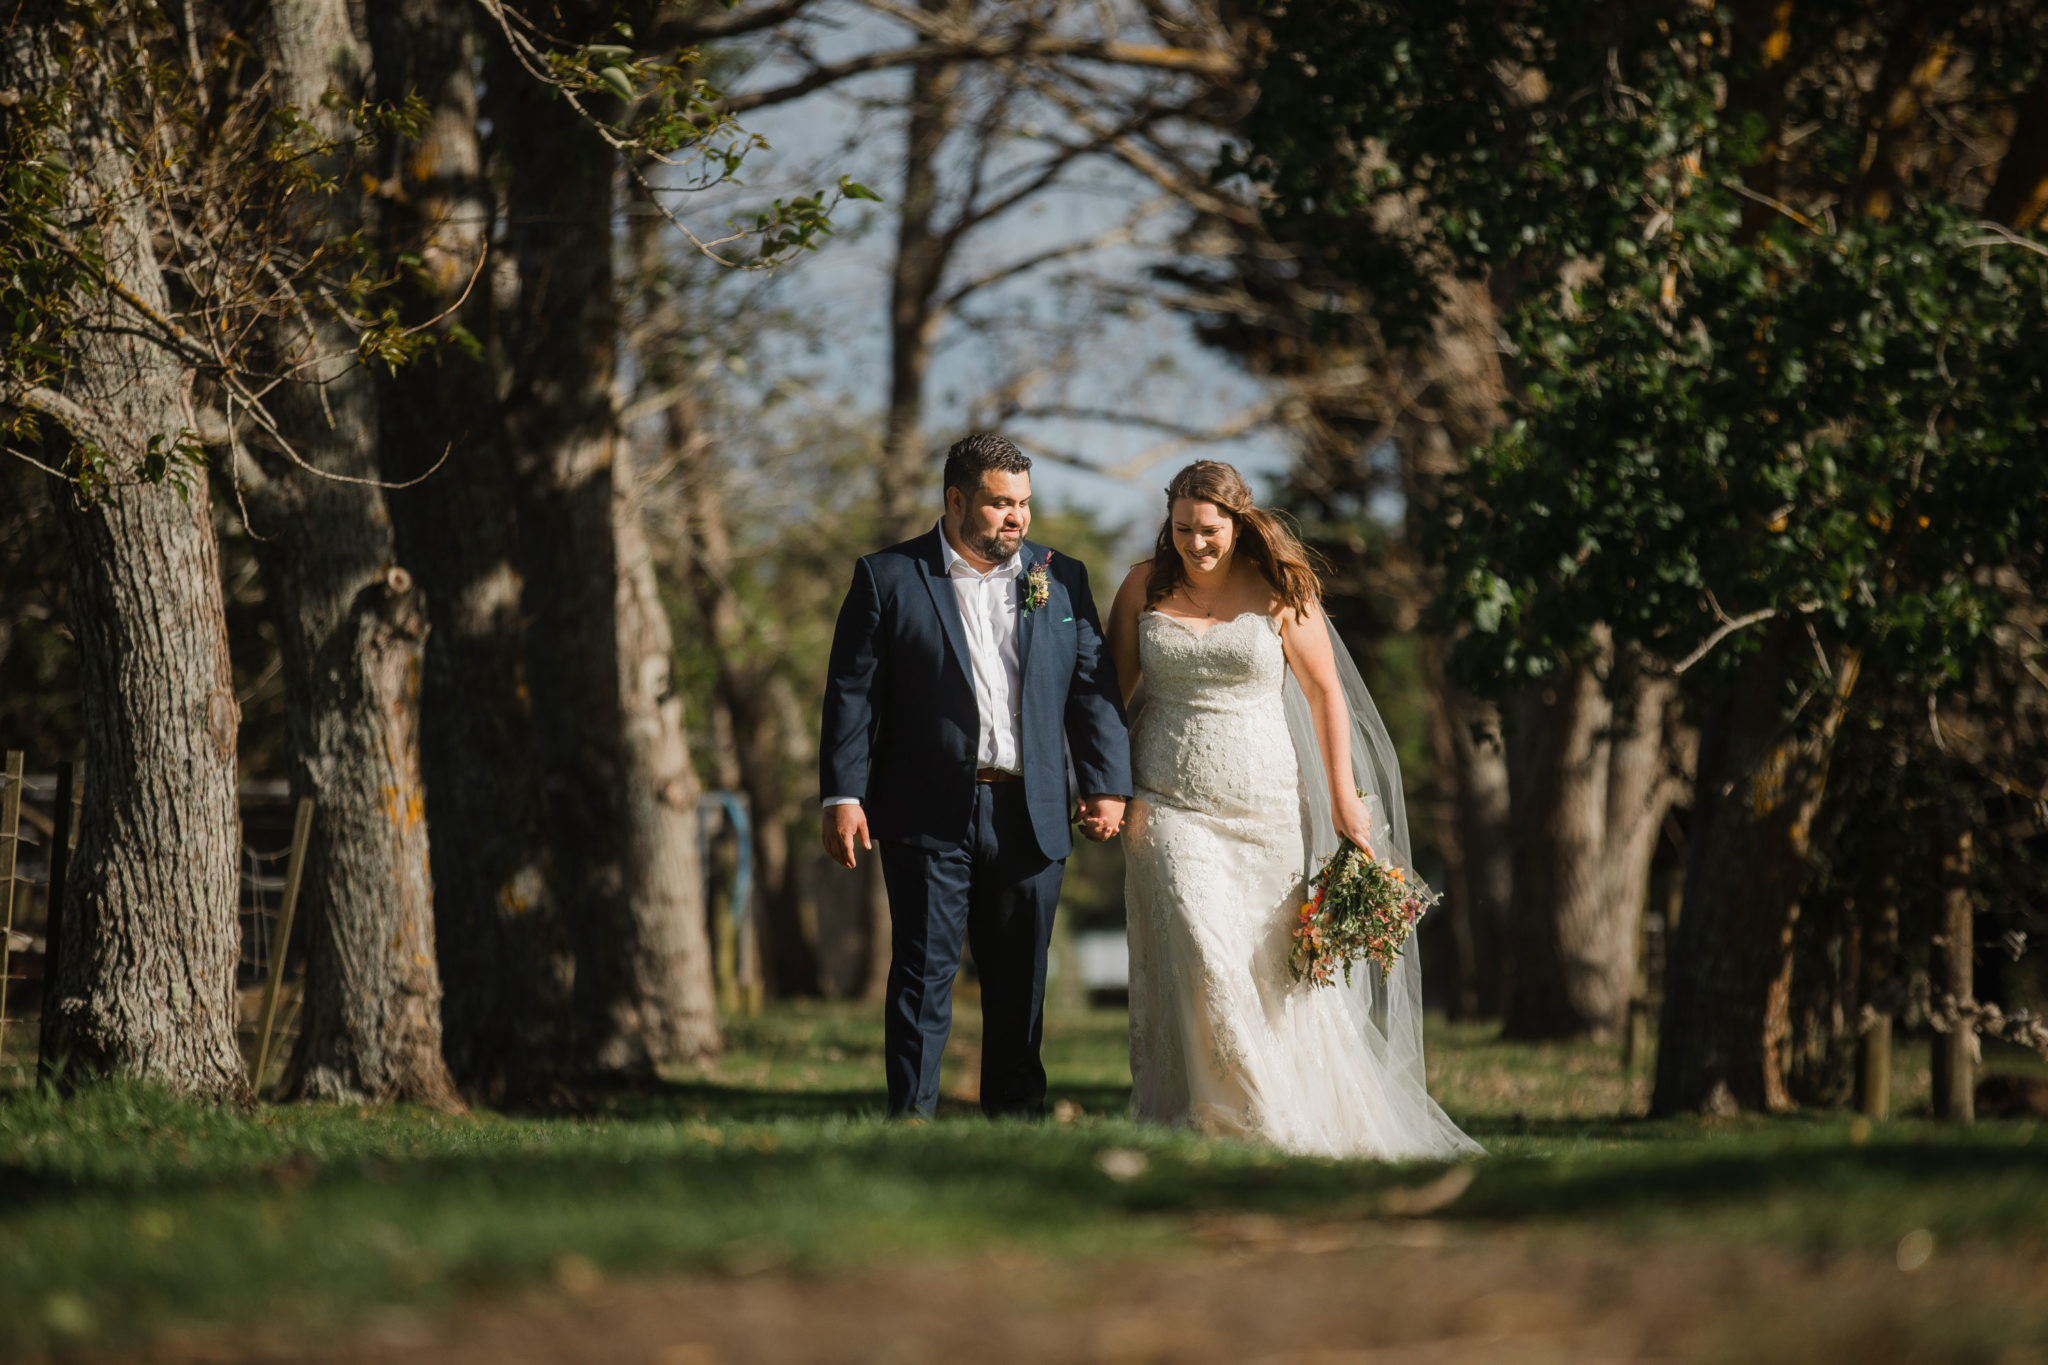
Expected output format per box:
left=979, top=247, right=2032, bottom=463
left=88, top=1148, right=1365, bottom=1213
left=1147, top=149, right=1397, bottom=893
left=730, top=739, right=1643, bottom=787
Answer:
left=547, top=1076, right=1135, bottom=1125
left=7, top=1070, right=2046, bottom=1236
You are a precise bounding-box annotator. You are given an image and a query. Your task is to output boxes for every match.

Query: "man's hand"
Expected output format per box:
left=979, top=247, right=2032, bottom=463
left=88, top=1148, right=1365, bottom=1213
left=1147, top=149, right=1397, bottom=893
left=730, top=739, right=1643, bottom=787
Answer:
left=823, top=803, right=871, bottom=869
left=1075, top=794, right=1127, bottom=842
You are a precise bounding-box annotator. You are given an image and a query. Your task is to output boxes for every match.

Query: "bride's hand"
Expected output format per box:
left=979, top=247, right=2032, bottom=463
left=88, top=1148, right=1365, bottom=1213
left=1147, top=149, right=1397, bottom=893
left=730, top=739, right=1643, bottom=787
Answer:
left=1335, top=795, right=1373, bottom=857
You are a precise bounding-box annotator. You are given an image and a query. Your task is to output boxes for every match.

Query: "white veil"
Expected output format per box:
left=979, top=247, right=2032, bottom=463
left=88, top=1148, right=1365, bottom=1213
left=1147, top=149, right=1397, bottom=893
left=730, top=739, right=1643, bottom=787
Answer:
left=1281, top=615, right=1482, bottom=1157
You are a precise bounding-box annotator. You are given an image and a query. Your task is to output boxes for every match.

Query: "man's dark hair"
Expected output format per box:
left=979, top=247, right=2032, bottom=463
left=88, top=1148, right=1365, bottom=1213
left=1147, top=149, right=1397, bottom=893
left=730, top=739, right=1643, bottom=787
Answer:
left=942, top=432, right=1031, bottom=497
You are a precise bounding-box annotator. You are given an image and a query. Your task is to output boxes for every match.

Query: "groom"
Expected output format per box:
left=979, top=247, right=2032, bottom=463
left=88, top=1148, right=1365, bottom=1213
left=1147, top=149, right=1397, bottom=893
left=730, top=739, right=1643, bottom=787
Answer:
left=821, top=433, right=1131, bottom=1119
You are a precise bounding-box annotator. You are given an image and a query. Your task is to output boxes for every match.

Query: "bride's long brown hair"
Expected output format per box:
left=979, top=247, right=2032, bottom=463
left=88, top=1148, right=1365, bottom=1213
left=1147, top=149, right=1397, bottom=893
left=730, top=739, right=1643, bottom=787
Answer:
left=1145, top=461, right=1323, bottom=620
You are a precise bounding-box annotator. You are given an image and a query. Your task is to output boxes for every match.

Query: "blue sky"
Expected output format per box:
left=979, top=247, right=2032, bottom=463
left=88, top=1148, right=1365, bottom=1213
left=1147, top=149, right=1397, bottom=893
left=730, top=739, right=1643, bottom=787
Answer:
left=660, top=14, right=1296, bottom=546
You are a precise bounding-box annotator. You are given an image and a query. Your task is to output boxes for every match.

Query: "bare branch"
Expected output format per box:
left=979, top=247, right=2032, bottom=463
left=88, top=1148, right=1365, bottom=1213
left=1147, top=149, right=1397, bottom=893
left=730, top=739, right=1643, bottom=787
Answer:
left=1, top=442, right=78, bottom=482
left=716, top=33, right=1239, bottom=116
left=1673, top=605, right=1777, bottom=674
left=1963, top=221, right=2048, bottom=258
left=652, top=0, right=820, bottom=44
left=1724, top=179, right=1824, bottom=233
left=939, top=209, right=1158, bottom=309
left=1013, top=68, right=1257, bottom=225
left=2, top=384, right=123, bottom=453
left=1015, top=394, right=1282, bottom=482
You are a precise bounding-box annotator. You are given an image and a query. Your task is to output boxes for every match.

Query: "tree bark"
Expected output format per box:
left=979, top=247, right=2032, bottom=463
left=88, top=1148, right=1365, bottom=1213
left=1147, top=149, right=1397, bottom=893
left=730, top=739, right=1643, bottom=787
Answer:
left=1451, top=695, right=1514, bottom=1016
left=1727, top=0, right=1799, bottom=235
left=1846, top=9, right=1940, bottom=221
left=235, top=0, right=459, bottom=1110
left=1400, top=281, right=1516, bottom=1020
left=1930, top=816, right=1975, bottom=1122
left=1419, top=644, right=1511, bottom=1020
left=1984, top=66, right=2048, bottom=231
left=493, top=23, right=720, bottom=1075
left=10, top=10, right=247, bottom=1098
left=367, top=0, right=574, bottom=1101
left=878, top=4, right=967, bottom=538
left=1652, top=621, right=1861, bottom=1115
left=1503, top=647, right=1683, bottom=1041
left=1854, top=872, right=1898, bottom=1119
left=667, top=412, right=823, bottom=998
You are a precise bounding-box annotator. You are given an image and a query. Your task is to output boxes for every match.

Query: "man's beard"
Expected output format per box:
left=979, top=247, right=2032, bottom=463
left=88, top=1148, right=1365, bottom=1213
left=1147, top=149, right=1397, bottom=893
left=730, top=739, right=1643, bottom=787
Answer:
left=970, top=527, right=1023, bottom=563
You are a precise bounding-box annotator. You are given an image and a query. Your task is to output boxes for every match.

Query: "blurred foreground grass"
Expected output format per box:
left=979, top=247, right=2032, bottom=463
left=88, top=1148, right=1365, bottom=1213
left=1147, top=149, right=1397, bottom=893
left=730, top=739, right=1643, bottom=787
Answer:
left=3, top=1000, right=2045, bottom=1357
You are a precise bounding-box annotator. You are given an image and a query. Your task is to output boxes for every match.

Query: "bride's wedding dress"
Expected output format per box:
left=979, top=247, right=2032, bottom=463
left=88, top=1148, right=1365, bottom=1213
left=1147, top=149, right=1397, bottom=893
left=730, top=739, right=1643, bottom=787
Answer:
left=1124, top=609, right=1480, bottom=1160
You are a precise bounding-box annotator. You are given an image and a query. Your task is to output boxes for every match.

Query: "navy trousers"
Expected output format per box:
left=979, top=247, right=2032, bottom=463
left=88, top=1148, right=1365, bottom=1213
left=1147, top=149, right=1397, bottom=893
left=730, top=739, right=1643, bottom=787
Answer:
left=877, top=779, right=1065, bottom=1118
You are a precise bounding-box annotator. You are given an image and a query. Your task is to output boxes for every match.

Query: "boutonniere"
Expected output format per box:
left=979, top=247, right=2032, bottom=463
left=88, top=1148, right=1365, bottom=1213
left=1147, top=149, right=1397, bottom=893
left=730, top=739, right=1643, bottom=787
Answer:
left=1022, top=554, right=1052, bottom=615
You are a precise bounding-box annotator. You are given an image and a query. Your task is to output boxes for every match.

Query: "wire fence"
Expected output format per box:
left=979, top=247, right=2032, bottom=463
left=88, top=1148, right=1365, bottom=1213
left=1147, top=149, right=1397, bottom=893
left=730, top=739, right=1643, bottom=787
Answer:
left=1, top=759, right=765, bottom=1088
left=0, top=761, right=312, bottom=1088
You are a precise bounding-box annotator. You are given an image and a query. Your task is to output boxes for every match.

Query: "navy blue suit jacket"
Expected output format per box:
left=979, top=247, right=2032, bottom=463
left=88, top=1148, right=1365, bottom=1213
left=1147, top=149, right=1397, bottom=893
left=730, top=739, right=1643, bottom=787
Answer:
left=820, top=528, right=1132, bottom=861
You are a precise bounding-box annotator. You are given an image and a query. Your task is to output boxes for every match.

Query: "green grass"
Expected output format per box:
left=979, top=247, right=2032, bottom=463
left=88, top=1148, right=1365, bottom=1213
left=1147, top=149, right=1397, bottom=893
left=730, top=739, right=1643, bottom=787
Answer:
left=3, top=1002, right=2045, bottom=1357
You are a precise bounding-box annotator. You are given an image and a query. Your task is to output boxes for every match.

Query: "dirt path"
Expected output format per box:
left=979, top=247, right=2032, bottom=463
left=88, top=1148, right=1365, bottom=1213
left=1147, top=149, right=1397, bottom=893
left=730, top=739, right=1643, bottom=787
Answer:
left=122, top=1221, right=2048, bottom=1365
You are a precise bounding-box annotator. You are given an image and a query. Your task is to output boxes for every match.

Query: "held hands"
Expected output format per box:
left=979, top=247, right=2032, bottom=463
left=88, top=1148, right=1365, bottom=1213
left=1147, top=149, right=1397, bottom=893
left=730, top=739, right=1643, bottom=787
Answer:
left=831, top=794, right=1126, bottom=860
left=823, top=803, right=872, bottom=869
left=1335, top=794, right=1374, bottom=858
left=1076, top=794, right=1127, bottom=842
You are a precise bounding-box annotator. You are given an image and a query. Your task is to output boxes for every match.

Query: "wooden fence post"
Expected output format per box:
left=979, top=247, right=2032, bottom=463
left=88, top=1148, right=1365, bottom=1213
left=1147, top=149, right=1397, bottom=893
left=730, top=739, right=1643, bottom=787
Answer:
left=38, top=760, right=75, bottom=1080
left=1856, top=1017, right=1891, bottom=1120
left=252, top=797, right=315, bottom=1098
left=0, top=751, right=23, bottom=1069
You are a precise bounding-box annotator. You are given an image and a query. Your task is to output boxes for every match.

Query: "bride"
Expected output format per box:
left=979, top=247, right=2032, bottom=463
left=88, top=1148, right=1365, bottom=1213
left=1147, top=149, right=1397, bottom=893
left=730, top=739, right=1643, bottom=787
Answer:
left=1106, top=461, right=1479, bottom=1161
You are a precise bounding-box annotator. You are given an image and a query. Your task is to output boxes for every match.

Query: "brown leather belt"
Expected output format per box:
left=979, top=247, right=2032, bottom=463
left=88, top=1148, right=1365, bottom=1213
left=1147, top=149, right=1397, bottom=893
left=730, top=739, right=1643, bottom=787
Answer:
left=975, top=767, right=1021, bottom=783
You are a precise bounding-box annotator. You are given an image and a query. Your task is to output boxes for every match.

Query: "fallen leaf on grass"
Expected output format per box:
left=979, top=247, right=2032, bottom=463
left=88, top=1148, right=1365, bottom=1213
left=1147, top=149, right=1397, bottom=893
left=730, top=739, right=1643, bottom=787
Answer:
left=1377, top=1163, right=1476, bottom=1217
left=1095, top=1147, right=1149, bottom=1182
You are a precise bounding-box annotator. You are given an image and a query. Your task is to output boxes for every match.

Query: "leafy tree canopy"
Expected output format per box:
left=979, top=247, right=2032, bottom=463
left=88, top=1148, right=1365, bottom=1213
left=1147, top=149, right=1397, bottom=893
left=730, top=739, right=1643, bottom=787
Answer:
left=1236, top=0, right=2048, bottom=712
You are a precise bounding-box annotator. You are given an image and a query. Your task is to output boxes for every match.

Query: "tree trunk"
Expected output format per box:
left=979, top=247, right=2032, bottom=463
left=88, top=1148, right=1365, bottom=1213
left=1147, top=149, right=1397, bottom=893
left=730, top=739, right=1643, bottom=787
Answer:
left=1652, top=622, right=1861, bottom=1115
left=1420, top=644, right=1511, bottom=1020
left=1984, top=66, right=2048, bottom=230
left=1503, top=648, right=1682, bottom=1041
left=368, top=0, right=573, bottom=1101
left=671, top=437, right=822, bottom=998
left=1930, top=817, right=1975, bottom=1122
left=878, top=14, right=965, bottom=538
left=862, top=858, right=894, bottom=1002
left=1846, top=9, right=1940, bottom=221
left=1398, top=284, right=1515, bottom=1019
left=1595, top=673, right=1682, bottom=1017
left=234, top=0, right=459, bottom=1110
left=1727, top=0, right=1799, bottom=235
left=11, top=11, right=246, bottom=1098
left=494, top=26, right=719, bottom=1075
left=1854, top=873, right=1899, bottom=1119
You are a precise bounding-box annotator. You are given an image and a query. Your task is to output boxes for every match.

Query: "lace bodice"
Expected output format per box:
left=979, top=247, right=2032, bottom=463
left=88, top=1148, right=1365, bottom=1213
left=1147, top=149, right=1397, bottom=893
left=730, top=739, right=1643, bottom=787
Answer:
left=1131, top=610, right=1300, bottom=819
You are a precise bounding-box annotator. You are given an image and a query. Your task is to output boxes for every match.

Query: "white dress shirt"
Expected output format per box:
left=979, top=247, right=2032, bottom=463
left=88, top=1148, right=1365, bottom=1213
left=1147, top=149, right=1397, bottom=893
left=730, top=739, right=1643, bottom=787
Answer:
left=823, top=523, right=1026, bottom=807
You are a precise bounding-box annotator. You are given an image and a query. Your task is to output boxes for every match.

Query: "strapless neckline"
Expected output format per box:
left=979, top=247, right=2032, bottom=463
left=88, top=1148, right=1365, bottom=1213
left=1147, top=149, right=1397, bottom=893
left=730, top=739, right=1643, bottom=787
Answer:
left=1141, top=608, right=1275, bottom=642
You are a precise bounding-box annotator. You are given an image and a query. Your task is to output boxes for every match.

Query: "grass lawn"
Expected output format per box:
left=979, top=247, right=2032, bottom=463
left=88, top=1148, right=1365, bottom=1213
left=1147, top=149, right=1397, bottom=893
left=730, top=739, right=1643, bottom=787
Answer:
left=3, top=1000, right=2046, bottom=1359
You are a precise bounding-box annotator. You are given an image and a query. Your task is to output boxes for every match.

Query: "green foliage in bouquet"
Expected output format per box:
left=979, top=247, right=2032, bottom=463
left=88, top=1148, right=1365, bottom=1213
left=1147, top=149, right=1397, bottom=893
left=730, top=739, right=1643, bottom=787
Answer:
left=1290, top=835, right=1442, bottom=989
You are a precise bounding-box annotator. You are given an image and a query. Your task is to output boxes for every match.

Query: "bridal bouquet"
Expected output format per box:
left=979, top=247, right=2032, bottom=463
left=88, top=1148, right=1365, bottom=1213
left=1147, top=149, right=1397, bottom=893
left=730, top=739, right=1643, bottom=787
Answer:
left=1289, top=835, right=1441, bottom=989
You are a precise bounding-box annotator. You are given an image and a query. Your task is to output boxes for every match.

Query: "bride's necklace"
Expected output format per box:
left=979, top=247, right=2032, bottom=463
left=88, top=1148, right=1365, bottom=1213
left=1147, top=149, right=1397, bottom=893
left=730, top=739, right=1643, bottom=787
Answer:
left=1184, top=577, right=1221, bottom=620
